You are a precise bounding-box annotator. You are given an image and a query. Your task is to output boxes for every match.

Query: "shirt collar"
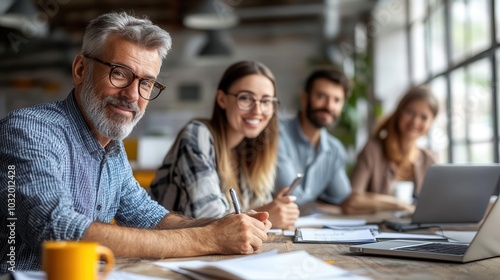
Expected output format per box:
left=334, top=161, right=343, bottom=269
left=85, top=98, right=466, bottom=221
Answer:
left=293, top=112, right=331, bottom=153
left=63, top=90, right=121, bottom=157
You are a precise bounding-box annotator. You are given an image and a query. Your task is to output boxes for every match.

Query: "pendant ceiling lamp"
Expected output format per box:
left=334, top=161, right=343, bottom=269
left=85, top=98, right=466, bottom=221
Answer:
left=183, top=0, right=239, bottom=30
left=0, top=0, right=48, bottom=37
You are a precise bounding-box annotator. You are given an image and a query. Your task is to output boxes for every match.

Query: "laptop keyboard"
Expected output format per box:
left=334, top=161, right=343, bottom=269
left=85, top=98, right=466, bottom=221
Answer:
left=395, top=243, right=468, bottom=255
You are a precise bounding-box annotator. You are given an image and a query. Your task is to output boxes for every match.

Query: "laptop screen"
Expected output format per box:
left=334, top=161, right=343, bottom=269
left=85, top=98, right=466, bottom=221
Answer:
left=411, top=164, right=500, bottom=224
left=492, top=176, right=500, bottom=196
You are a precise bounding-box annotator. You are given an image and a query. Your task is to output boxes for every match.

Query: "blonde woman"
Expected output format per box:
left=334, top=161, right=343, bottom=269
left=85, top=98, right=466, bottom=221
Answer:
left=342, top=86, right=439, bottom=214
left=151, top=61, right=299, bottom=228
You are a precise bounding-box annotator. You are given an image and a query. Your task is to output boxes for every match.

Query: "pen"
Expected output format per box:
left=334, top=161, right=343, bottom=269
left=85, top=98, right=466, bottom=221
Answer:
left=229, top=188, right=242, bottom=214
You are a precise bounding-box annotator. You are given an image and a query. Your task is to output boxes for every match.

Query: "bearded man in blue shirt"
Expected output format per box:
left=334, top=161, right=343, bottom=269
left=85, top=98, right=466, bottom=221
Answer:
left=275, top=69, right=352, bottom=214
left=0, top=12, right=271, bottom=273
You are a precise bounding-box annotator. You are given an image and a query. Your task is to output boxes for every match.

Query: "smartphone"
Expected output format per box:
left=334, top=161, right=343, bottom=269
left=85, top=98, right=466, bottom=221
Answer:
left=285, top=173, right=303, bottom=196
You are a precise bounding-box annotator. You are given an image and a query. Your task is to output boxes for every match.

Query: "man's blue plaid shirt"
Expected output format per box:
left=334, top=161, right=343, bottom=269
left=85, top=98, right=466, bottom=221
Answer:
left=0, top=91, right=168, bottom=272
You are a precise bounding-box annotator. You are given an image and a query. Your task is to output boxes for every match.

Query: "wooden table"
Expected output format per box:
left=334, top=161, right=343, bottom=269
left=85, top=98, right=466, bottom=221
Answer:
left=116, top=211, right=500, bottom=280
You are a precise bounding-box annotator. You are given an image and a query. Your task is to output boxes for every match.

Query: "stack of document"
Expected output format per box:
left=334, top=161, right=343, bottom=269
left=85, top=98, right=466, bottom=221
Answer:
left=324, top=224, right=380, bottom=230
left=294, top=228, right=448, bottom=244
left=295, top=228, right=378, bottom=244
left=294, top=213, right=367, bottom=227
left=155, top=250, right=369, bottom=280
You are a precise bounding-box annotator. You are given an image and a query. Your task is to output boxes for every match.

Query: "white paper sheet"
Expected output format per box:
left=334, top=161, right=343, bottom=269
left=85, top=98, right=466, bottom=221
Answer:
left=267, top=228, right=283, bottom=234
left=179, top=250, right=362, bottom=280
left=325, top=224, right=380, bottom=230
left=297, top=228, right=377, bottom=243
left=12, top=271, right=168, bottom=280
left=295, top=213, right=366, bottom=227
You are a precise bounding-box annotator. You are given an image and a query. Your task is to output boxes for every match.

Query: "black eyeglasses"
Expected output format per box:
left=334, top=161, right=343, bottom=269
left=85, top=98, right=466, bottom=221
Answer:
left=83, top=54, right=165, bottom=101
left=226, top=91, right=279, bottom=115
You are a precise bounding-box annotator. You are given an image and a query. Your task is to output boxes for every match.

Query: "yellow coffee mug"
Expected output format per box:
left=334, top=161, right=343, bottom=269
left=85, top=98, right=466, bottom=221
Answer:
left=42, top=241, right=115, bottom=280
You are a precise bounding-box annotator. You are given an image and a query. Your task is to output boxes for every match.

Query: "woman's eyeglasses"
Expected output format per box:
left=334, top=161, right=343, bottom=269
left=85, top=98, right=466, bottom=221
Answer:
left=226, top=91, right=279, bottom=115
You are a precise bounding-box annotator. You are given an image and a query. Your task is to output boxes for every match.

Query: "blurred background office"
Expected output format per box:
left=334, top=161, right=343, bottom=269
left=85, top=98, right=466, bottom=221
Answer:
left=1, top=0, right=499, bottom=184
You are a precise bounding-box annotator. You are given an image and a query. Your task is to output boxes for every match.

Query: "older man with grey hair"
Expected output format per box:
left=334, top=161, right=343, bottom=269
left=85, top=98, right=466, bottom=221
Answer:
left=0, top=12, right=271, bottom=272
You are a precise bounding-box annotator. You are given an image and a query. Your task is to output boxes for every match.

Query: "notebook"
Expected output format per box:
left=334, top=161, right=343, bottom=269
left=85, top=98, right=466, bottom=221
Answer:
left=385, top=164, right=500, bottom=231
left=350, top=196, right=500, bottom=263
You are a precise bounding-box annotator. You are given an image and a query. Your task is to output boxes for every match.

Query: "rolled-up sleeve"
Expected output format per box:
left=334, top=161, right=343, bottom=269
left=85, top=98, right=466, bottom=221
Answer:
left=114, top=159, right=168, bottom=228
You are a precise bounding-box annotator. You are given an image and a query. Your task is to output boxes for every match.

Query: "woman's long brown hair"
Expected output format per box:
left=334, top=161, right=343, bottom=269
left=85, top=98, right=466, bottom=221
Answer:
left=375, top=86, right=439, bottom=166
left=200, top=61, right=279, bottom=209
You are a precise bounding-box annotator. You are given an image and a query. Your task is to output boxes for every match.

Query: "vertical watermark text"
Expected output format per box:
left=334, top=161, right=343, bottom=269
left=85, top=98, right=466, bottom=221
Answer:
left=6, top=165, right=16, bottom=272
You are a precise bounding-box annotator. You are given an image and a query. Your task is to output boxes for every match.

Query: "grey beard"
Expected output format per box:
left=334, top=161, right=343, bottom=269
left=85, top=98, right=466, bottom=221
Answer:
left=78, top=76, right=143, bottom=141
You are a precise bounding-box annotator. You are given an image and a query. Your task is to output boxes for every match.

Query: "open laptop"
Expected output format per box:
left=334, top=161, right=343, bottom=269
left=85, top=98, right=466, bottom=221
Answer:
left=384, top=164, right=500, bottom=231
left=350, top=195, right=500, bottom=263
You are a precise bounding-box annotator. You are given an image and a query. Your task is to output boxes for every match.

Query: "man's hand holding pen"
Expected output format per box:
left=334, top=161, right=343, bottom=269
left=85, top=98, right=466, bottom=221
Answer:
left=208, top=210, right=272, bottom=255
left=205, top=188, right=272, bottom=255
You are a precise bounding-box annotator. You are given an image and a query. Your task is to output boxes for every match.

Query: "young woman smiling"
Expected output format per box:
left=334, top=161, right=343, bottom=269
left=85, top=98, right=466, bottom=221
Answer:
left=151, top=61, right=299, bottom=229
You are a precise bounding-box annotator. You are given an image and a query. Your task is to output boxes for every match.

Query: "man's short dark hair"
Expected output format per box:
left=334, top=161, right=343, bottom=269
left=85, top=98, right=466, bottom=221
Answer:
left=304, top=69, right=352, bottom=99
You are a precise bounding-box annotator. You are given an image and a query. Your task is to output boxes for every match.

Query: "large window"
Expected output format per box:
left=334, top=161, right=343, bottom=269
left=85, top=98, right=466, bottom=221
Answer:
left=407, top=0, right=499, bottom=163
left=429, top=3, right=447, bottom=75
left=411, top=21, right=427, bottom=83
left=430, top=76, right=449, bottom=162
